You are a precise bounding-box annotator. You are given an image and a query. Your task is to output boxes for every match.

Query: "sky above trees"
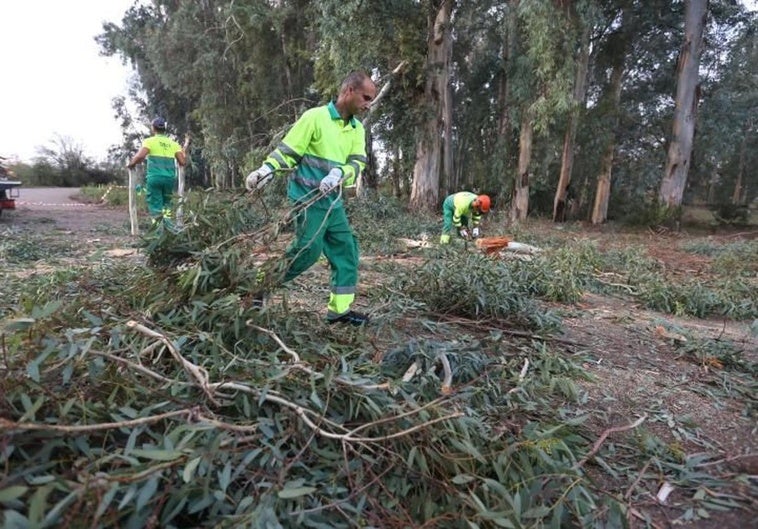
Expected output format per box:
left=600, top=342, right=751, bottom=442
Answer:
left=0, top=0, right=134, bottom=162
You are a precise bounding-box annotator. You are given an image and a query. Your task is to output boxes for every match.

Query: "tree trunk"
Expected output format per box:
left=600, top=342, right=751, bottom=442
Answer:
left=659, top=0, right=708, bottom=208
left=706, top=168, right=718, bottom=204
left=553, top=24, right=590, bottom=222
left=441, top=6, right=454, bottom=197
left=496, top=1, right=518, bottom=207
left=410, top=0, right=454, bottom=211
left=497, top=2, right=518, bottom=138
left=391, top=145, right=402, bottom=198
left=511, top=109, right=533, bottom=222
left=591, top=58, right=625, bottom=224
left=357, top=129, right=377, bottom=196
left=731, top=124, right=747, bottom=204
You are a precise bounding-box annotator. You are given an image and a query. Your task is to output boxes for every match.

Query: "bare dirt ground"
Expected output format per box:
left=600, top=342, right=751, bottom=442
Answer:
left=2, top=192, right=756, bottom=528
left=10, top=187, right=128, bottom=232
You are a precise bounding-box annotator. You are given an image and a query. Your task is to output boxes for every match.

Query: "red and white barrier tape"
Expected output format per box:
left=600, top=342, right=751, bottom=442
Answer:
left=17, top=201, right=97, bottom=207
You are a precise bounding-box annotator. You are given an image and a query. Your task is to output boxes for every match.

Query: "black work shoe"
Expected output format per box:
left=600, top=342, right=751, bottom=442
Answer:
left=327, top=310, right=369, bottom=326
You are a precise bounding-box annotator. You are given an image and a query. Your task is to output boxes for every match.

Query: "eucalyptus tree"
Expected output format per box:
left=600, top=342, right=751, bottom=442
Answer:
left=509, top=0, right=577, bottom=222
left=408, top=0, right=455, bottom=211
left=586, top=1, right=684, bottom=218
left=553, top=0, right=598, bottom=222
left=97, top=3, right=195, bottom=160
left=588, top=0, right=634, bottom=225
left=690, top=4, right=757, bottom=206
left=98, top=0, right=320, bottom=189
left=659, top=0, right=709, bottom=209
left=448, top=1, right=511, bottom=198
left=313, top=0, right=428, bottom=198
left=547, top=0, right=678, bottom=224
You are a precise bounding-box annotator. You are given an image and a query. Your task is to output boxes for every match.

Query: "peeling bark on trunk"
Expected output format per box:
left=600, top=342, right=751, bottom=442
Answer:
left=511, top=110, right=533, bottom=222
left=591, top=59, right=624, bottom=224
left=592, top=145, right=615, bottom=224
left=659, top=0, right=708, bottom=208
left=553, top=24, right=590, bottom=222
left=410, top=0, right=453, bottom=211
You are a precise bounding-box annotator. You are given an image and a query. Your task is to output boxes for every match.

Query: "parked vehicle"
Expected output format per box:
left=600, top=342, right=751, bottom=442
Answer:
left=0, top=156, right=22, bottom=216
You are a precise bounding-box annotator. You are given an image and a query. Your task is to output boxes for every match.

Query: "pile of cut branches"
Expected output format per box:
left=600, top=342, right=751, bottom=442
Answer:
left=2, top=194, right=755, bottom=528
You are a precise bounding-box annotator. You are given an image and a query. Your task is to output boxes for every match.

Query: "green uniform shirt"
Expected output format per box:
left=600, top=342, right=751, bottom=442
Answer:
left=263, top=101, right=367, bottom=207
left=143, top=134, right=182, bottom=179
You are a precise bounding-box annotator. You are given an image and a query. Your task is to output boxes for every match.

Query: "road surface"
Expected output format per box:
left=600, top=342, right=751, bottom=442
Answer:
left=16, top=187, right=84, bottom=208
left=2, top=187, right=128, bottom=232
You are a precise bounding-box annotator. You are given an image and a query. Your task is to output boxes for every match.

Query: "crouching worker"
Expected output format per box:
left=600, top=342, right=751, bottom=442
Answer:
left=244, top=71, right=377, bottom=326
left=440, top=192, right=491, bottom=244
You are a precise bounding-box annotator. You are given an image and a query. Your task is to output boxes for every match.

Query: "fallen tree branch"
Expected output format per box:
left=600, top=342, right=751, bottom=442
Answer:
left=507, top=358, right=530, bottom=395
left=574, top=414, right=648, bottom=470
left=93, top=350, right=176, bottom=384
left=127, top=320, right=220, bottom=406
left=625, top=457, right=653, bottom=500
left=0, top=408, right=195, bottom=434
left=435, top=314, right=586, bottom=347
left=212, top=381, right=459, bottom=443
left=248, top=323, right=390, bottom=391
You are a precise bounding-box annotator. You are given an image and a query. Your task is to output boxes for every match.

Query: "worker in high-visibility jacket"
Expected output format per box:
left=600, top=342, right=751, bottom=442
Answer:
left=245, top=71, right=377, bottom=326
left=440, top=192, right=491, bottom=244
left=126, top=117, right=186, bottom=222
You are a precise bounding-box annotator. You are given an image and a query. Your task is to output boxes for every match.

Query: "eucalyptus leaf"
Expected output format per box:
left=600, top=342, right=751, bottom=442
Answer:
left=278, top=486, right=316, bottom=499
left=0, top=486, right=28, bottom=504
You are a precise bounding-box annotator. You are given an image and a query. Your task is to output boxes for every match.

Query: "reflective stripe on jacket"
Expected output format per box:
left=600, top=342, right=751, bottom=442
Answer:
left=263, top=102, right=367, bottom=206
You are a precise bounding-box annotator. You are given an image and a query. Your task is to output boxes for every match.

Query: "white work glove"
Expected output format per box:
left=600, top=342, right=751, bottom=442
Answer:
left=319, top=168, right=343, bottom=194
left=458, top=228, right=470, bottom=240
left=472, top=227, right=480, bottom=238
left=245, top=164, right=274, bottom=191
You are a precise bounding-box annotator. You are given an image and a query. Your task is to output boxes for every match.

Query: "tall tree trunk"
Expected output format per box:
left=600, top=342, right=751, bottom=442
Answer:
left=511, top=108, right=533, bottom=222
left=553, top=24, right=590, bottom=222
left=497, top=1, right=518, bottom=206
left=591, top=59, right=625, bottom=224
left=497, top=2, right=518, bottom=138
left=731, top=122, right=747, bottom=204
left=659, top=0, right=708, bottom=208
left=391, top=145, right=402, bottom=198
left=706, top=168, right=718, bottom=204
left=410, top=0, right=454, bottom=211
left=357, top=130, right=377, bottom=196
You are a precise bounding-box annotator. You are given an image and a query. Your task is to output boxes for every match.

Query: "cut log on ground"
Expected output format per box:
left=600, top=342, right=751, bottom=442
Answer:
left=475, top=237, right=542, bottom=255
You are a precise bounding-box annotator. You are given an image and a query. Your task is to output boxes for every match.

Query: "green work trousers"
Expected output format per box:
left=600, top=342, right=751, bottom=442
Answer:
left=146, top=175, right=176, bottom=218
left=284, top=203, right=359, bottom=317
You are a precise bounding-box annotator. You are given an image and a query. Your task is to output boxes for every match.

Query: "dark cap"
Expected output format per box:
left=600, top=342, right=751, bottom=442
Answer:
left=151, top=117, right=167, bottom=130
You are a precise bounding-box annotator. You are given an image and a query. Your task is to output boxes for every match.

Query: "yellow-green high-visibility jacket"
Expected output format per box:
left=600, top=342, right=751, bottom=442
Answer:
left=449, top=191, right=481, bottom=227
left=263, top=101, right=367, bottom=207
left=143, top=134, right=182, bottom=179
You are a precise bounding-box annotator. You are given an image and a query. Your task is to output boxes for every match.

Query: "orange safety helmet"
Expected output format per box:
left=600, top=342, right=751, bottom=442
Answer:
left=472, top=194, right=491, bottom=213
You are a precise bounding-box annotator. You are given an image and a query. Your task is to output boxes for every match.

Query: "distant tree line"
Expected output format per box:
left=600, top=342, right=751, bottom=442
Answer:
left=9, top=135, right=118, bottom=188
left=79, top=0, right=757, bottom=222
